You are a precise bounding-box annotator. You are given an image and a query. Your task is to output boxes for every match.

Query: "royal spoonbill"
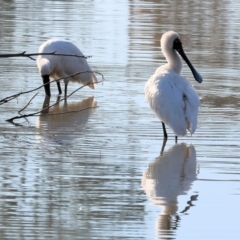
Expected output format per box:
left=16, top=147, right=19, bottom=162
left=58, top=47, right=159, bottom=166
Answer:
left=145, top=31, right=202, bottom=142
left=36, top=39, right=98, bottom=96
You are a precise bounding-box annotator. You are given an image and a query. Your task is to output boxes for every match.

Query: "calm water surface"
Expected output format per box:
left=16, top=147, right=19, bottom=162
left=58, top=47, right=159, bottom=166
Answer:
left=0, top=0, right=240, bottom=239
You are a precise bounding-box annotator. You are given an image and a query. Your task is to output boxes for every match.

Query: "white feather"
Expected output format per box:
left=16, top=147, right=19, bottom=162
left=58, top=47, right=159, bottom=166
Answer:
left=145, top=31, right=201, bottom=137
left=37, top=39, right=97, bottom=91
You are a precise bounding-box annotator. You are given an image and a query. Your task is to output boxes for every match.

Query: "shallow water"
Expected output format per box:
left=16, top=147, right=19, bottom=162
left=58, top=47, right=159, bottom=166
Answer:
left=0, top=0, right=240, bottom=239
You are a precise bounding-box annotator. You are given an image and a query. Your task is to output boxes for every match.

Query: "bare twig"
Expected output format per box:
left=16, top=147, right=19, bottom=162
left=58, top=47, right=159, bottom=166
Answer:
left=18, top=92, right=39, bottom=115
left=45, top=106, right=99, bottom=116
left=28, top=56, right=36, bottom=61
left=0, top=51, right=91, bottom=61
left=0, top=70, right=104, bottom=105
left=6, top=105, right=98, bottom=122
left=6, top=77, right=104, bottom=123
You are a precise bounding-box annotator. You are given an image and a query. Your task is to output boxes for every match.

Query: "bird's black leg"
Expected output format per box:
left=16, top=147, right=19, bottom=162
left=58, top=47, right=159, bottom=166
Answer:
left=64, top=82, right=68, bottom=96
left=56, top=81, right=62, bottom=95
left=175, top=136, right=178, bottom=143
left=42, top=75, right=51, bottom=97
left=160, top=138, right=167, bottom=155
left=56, top=96, right=61, bottom=104
left=162, top=122, right=168, bottom=139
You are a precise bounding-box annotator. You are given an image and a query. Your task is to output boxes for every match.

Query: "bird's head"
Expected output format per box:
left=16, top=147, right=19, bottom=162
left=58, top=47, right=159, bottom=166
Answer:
left=161, top=31, right=202, bottom=84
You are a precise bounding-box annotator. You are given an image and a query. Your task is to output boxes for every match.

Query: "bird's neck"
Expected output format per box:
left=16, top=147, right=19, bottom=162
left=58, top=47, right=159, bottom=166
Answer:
left=164, top=50, right=182, bottom=74
left=38, top=58, right=51, bottom=76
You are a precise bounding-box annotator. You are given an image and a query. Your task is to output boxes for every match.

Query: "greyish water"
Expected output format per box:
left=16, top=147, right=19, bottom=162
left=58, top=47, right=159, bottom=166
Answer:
left=0, top=0, right=239, bottom=239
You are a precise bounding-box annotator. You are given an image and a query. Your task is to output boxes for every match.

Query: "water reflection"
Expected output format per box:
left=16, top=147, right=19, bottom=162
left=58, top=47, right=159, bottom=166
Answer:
left=35, top=96, right=97, bottom=143
left=142, top=143, right=198, bottom=239
left=0, top=0, right=240, bottom=238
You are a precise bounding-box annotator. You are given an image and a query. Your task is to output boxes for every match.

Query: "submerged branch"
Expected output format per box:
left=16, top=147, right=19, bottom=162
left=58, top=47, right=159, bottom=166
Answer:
left=6, top=105, right=98, bottom=122
left=5, top=76, right=104, bottom=123
left=46, top=106, right=99, bottom=116
left=18, top=92, right=39, bottom=115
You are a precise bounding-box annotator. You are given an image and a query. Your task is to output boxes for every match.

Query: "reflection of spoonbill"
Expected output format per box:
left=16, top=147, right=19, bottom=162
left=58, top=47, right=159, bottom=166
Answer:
left=145, top=31, right=202, bottom=142
left=142, top=143, right=198, bottom=236
left=142, top=143, right=197, bottom=208
left=36, top=96, right=97, bottom=143
left=37, top=39, right=98, bottom=97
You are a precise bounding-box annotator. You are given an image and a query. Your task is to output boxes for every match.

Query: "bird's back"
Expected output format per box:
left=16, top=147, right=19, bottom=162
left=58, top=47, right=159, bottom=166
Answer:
left=37, top=39, right=97, bottom=88
left=145, top=66, right=200, bottom=136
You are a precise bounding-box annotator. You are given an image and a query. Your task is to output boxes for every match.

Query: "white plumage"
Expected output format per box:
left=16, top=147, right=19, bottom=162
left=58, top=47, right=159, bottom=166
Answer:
left=145, top=31, right=202, bottom=141
left=37, top=39, right=98, bottom=96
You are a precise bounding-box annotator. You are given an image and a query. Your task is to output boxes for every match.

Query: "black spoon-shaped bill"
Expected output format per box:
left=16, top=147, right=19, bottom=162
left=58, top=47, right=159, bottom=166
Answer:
left=173, top=38, right=202, bottom=83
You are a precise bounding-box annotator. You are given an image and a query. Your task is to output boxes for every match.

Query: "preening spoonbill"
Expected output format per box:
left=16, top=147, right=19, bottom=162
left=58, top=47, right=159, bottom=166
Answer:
left=145, top=31, right=202, bottom=142
left=36, top=39, right=98, bottom=96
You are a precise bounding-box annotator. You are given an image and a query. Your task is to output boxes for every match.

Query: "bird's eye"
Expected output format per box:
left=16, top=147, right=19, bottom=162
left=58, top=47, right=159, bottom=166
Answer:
left=173, top=38, right=182, bottom=50
left=173, top=38, right=180, bottom=45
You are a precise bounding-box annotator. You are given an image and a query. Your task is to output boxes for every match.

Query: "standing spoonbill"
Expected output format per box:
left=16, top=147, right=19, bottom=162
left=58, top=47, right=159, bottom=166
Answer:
left=145, top=31, right=202, bottom=142
left=36, top=39, right=98, bottom=97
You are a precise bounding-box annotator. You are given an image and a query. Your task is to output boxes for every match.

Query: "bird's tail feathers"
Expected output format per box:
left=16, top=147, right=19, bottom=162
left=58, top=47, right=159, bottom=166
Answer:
left=76, top=71, right=98, bottom=89
left=87, top=72, right=98, bottom=89
left=185, top=109, right=198, bottom=134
